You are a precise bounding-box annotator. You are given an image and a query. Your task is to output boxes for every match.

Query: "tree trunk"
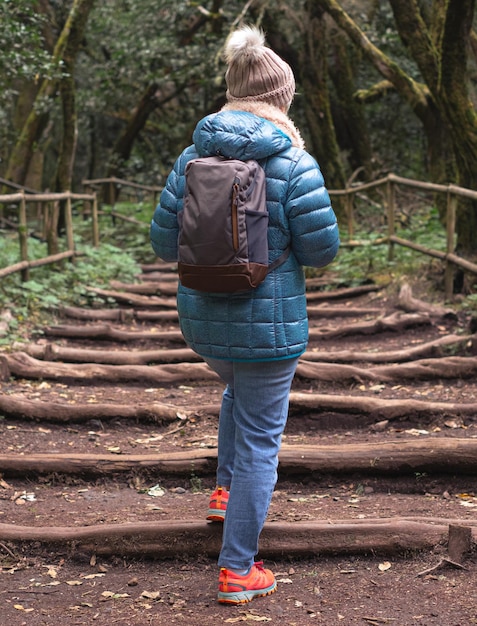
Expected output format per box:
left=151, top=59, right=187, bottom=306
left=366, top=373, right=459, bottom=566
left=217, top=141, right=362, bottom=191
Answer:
left=301, top=2, right=347, bottom=193
left=316, top=0, right=477, bottom=249
left=328, top=29, right=373, bottom=179
left=387, top=0, right=477, bottom=255
left=4, top=0, right=95, bottom=188
left=106, top=83, right=161, bottom=200
left=435, top=0, right=477, bottom=255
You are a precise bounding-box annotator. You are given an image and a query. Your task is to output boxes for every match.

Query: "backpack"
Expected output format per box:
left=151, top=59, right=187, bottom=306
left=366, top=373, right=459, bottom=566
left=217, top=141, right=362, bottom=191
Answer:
left=178, top=156, right=289, bottom=293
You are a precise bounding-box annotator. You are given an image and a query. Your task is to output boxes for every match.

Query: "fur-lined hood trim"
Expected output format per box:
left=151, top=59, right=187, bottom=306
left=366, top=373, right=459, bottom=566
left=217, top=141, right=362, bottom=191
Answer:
left=221, top=101, right=305, bottom=150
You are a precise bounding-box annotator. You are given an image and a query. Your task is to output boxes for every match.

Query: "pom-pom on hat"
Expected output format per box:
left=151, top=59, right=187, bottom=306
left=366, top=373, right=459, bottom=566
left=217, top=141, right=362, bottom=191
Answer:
left=224, top=25, right=295, bottom=111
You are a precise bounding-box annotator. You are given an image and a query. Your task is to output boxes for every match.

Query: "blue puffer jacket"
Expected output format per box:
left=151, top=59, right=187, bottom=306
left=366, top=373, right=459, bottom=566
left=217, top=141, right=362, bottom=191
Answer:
left=150, top=110, right=339, bottom=361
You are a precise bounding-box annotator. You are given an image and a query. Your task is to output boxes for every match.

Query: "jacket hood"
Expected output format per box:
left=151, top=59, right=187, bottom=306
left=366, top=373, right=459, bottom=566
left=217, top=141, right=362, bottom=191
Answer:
left=192, top=109, right=294, bottom=161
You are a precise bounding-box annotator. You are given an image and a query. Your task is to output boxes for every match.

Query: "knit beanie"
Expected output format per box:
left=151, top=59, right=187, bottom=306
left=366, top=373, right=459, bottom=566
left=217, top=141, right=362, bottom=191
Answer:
left=224, top=25, right=295, bottom=111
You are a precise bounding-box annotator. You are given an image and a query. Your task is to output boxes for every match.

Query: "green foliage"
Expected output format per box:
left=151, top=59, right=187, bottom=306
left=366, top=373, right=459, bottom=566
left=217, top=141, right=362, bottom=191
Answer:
left=331, top=205, right=446, bottom=286
left=0, top=0, right=64, bottom=171
left=74, top=200, right=152, bottom=262
left=189, top=468, right=203, bottom=493
left=76, top=0, right=229, bottom=181
left=0, top=0, right=53, bottom=88
left=0, top=234, right=142, bottom=344
left=461, top=294, right=477, bottom=312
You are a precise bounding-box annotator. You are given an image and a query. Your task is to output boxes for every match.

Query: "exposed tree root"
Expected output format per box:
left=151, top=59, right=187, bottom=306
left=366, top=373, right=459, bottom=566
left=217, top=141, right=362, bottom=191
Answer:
left=12, top=342, right=200, bottom=365
left=306, top=305, right=382, bottom=317
left=295, top=356, right=477, bottom=382
left=109, top=280, right=178, bottom=296
left=0, top=518, right=473, bottom=558
left=306, top=284, right=383, bottom=301
left=141, top=262, right=177, bottom=273
left=58, top=305, right=179, bottom=322
left=0, top=352, right=218, bottom=383
left=0, top=386, right=475, bottom=426
left=0, top=393, right=183, bottom=424
left=308, top=312, right=432, bottom=340
left=43, top=312, right=431, bottom=345
left=44, top=324, right=185, bottom=343
left=86, top=287, right=176, bottom=308
left=288, top=391, right=477, bottom=420
left=14, top=331, right=476, bottom=367
left=1, top=439, right=477, bottom=476
left=302, top=333, right=476, bottom=363
left=398, top=283, right=457, bottom=318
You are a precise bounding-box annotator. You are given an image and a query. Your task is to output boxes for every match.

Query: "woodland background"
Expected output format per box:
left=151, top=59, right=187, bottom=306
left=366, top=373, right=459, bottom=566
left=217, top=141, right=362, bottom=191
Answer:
left=1, top=0, right=477, bottom=258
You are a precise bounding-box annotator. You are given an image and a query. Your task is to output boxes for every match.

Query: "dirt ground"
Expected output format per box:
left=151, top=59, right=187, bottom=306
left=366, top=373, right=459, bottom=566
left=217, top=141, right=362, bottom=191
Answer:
left=1, top=273, right=477, bottom=625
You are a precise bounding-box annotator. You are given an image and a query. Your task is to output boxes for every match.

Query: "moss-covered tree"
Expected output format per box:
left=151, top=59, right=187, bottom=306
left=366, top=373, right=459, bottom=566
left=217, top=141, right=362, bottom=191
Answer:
left=317, top=0, right=477, bottom=256
left=4, top=0, right=96, bottom=191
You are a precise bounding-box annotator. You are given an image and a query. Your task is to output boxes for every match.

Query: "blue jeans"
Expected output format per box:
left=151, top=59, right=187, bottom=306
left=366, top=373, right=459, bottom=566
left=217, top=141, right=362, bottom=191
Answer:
left=204, top=356, right=299, bottom=572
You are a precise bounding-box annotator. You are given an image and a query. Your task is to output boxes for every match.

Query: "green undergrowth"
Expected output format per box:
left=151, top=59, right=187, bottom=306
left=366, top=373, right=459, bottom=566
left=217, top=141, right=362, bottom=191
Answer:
left=0, top=200, right=155, bottom=344
left=0, top=201, right=474, bottom=345
left=328, top=205, right=447, bottom=287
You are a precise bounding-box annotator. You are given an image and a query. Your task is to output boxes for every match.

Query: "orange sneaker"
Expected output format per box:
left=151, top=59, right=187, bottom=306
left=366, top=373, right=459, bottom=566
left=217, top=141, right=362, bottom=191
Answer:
left=217, top=562, right=277, bottom=604
left=206, top=486, right=229, bottom=522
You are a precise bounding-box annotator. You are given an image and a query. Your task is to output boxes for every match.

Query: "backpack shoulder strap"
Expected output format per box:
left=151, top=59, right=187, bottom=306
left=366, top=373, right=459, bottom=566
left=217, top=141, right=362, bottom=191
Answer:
left=268, top=247, right=291, bottom=273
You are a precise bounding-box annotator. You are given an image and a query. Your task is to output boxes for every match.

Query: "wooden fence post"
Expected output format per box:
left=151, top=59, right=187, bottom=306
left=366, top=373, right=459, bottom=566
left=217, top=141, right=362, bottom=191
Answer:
left=65, top=194, right=74, bottom=260
left=386, top=176, right=395, bottom=262
left=92, top=194, right=100, bottom=247
left=19, top=192, right=29, bottom=282
left=444, top=191, right=457, bottom=301
left=46, top=201, right=60, bottom=256
left=345, top=190, right=354, bottom=241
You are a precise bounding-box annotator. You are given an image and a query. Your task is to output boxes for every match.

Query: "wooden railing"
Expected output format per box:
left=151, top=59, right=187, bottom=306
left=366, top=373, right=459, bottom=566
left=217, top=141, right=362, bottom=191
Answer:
left=0, top=174, right=476, bottom=300
left=329, top=173, right=477, bottom=300
left=82, top=176, right=162, bottom=210
left=0, top=190, right=97, bottom=281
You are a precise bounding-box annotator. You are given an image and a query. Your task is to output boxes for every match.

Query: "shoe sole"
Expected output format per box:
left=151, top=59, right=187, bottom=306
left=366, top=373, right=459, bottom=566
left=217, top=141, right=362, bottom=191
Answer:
left=217, top=581, right=277, bottom=604
left=206, top=509, right=225, bottom=522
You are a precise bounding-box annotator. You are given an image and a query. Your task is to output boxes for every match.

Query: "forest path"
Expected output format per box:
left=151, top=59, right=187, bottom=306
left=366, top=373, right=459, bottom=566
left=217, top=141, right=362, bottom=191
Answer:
left=0, top=265, right=476, bottom=625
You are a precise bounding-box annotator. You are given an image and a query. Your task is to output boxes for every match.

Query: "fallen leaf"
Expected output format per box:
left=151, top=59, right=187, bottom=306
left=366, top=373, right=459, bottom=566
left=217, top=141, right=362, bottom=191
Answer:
left=101, top=590, right=130, bottom=599
left=225, top=614, right=272, bottom=623
left=147, top=485, right=165, bottom=497
left=66, top=580, right=83, bottom=586
left=106, top=446, right=122, bottom=454
left=141, top=590, right=161, bottom=600
left=135, top=435, right=164, bottom=444
left=369, top=384, right=385, bottom=393
left=45, top=566, right=58, bottom=578
left=14, top=605, right=34, bottom=612
left=444, top=419, right=464, bottom=429
left=404, top=429, right=429, bottom=436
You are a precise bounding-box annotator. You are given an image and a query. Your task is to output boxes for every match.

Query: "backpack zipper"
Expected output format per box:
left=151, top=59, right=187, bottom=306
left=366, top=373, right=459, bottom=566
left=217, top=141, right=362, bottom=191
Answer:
left=231, top=182, right=239, bottom=251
